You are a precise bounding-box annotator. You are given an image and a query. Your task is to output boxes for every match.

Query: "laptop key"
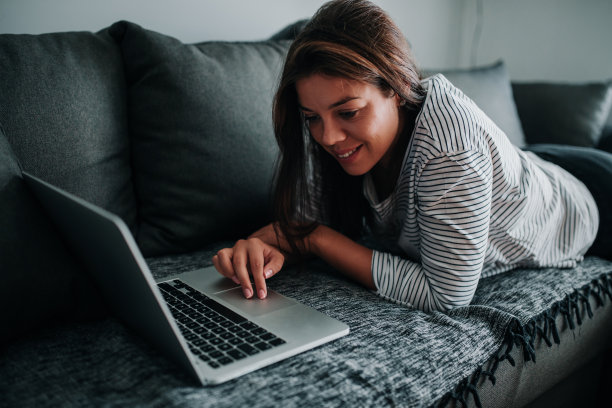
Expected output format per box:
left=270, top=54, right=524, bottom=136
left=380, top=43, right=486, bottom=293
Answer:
left=240, top=322, right=258, bottom=331
left=202, top=345, right=215, bottom=353
left=252, top=327, right=267, bottom=336
left=269, top=338, right=286, bottom=347
left=218, top=357, right=233, bottom=366
left=227, top=349, right=247, bottom=360
left=218, top=343, right=233, bottom=351
left=237, top=344, right=259, bottom=355
left=201, top=332, right=216, bottom=340
left=245, top=336, right=259, bottom=344
left=255, top=341, right=272, bottom=351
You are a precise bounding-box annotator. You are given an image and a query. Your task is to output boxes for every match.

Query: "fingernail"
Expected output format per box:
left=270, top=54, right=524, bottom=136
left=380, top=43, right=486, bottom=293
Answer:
left=243, top=288, right=253, bottom=298
left=264, top=269, right=273, bottom=278
left=258, top=289, right=266, bottom=299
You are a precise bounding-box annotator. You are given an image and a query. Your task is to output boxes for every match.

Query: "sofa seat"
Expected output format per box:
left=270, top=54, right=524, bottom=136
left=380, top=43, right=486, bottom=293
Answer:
left=1, top=245, right=610, bottom=407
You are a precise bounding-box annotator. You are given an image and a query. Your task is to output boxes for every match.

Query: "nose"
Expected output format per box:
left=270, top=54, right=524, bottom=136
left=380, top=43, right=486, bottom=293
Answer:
left=319, top=119, right=346, bottom=147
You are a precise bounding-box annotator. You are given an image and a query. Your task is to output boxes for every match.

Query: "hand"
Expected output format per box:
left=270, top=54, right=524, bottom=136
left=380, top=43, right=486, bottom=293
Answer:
left=212, top=238, right=285, bottom=300
left=249, top=222, right=315, bottom=256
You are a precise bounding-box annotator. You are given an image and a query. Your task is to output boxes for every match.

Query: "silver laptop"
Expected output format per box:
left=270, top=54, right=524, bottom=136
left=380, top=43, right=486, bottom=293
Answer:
left=23, top=172, right=349, bottom=385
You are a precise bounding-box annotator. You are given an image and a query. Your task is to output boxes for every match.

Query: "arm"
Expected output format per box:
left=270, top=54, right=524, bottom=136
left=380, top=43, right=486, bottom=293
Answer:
left=212, top=222, right=376, bottom=300
left=373, top=150, right=493, bottom=311
left=308, top=225, right=375, bottom=290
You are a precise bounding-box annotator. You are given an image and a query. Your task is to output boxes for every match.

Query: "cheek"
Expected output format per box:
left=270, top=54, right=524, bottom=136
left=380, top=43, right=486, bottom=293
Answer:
left=308, top=123, right=323, bottom=144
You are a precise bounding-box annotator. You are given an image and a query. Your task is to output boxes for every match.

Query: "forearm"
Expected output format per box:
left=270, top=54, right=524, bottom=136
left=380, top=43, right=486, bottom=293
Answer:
left=248, top=223, right=301, bottom=264
left=309, top=225, right=375, bottom=290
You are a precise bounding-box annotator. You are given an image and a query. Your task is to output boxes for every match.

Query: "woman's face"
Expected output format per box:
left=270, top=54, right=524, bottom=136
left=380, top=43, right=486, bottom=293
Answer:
left=296, top=74, right=403, bottom=176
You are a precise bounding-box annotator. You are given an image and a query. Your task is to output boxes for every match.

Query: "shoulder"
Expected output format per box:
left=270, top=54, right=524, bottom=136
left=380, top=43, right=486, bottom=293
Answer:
left=413, top=74, right=494, bottom=157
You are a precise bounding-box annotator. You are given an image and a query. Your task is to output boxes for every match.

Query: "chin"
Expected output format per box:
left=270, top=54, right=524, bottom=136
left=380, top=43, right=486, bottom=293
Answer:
left=339, top=163, right=371, bottom=177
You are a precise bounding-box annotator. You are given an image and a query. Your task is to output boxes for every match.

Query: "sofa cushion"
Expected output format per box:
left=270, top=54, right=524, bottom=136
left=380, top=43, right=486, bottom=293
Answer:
left=0, top=29, right=137, bottom=231
left=423, top=61, right=527, bottom=147
left=269, top=20, right=309, bottom=41
left=109, top=21, right=290, bottom=256
left=512, top=81, right=612, bottom=147
left=0, top=124, right=105, bottom=346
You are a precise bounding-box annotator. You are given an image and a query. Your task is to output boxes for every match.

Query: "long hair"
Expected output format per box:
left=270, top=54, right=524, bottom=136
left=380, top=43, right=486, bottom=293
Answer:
left=272, top=0, right=425, bottom=254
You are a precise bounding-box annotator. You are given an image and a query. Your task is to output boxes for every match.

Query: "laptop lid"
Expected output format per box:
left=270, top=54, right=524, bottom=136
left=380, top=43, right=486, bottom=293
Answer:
left=23, top=172, right=202, bottom=381
left=22, top=172, right=349, bottom=385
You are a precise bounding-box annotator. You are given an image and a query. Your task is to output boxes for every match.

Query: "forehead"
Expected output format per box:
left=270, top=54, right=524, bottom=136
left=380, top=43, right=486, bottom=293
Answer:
left=295, top=74, right=376, bottom=109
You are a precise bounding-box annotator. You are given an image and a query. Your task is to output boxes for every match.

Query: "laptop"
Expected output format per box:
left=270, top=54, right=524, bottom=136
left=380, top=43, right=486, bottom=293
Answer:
left=23, top=172, right=349, bottom=385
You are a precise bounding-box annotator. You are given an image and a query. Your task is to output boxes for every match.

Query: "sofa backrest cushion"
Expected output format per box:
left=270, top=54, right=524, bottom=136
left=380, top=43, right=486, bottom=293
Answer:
left=109, top=21, right=290, bottom=256
left=512, top=81, right=612, bottom=147
left=0, top=124, right=105, bottom=346
left=423, top=61, right=527, bottom=147
left=0, top=29, right=137, bottom=231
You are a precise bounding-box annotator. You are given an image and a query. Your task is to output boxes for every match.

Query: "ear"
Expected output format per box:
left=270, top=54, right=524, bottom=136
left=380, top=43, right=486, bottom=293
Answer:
left=393, top=92, right=405, bottom=107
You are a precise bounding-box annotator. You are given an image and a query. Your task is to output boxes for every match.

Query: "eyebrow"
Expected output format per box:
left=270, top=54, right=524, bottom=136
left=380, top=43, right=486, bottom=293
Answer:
left=299, top=96, right=360, bottom=112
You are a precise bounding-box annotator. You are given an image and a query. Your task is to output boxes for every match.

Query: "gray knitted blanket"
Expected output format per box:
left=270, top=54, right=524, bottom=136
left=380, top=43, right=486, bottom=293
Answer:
left=1, top=244, right=610, bottom=407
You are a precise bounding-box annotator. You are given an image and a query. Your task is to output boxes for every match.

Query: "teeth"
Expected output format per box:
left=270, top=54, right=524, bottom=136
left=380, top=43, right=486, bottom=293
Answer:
left=337, top=147, right=358, bottom=159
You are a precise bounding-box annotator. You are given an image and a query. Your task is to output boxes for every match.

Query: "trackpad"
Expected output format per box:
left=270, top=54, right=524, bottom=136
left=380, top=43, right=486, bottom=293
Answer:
left=214, top=288, right=297, bottom=317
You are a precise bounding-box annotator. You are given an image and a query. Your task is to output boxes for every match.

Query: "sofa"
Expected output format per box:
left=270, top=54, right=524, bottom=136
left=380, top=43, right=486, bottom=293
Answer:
left=1, top=20, right=611, bottom=407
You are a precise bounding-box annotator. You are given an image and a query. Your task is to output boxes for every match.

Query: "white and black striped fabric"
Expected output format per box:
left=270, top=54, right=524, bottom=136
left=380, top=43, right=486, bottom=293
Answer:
left=367, top=75, right=599, bottom=312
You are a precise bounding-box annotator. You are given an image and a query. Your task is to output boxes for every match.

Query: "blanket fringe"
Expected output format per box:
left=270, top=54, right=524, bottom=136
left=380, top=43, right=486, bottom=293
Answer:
left=436, top=272, right=612, bottom=408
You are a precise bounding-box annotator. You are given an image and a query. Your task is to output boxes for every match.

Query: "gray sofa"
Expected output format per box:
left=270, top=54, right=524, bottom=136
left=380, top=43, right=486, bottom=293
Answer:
left=1, top=21, right=611, bottom=407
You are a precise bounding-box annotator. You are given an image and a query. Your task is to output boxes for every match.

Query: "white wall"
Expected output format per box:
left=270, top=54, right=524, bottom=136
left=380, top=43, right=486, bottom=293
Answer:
left=1, top=0, right=611, bottom=82
left=0, top=0, right=465, bottom=70
left=461, top=0, right=612, bottom=82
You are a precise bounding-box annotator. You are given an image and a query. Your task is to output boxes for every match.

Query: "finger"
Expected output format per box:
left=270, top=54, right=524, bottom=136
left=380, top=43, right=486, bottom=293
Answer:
left=263, top=247, right=285, bottom=279
left=214, top=249, right=240, bottom=284
left=248, top=247, right=267, bottom=299
left=232, top=243, right=254, bottom=299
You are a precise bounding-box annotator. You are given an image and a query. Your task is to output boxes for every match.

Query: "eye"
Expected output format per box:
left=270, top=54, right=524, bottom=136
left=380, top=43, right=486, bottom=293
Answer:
left=339, top=110, right=357, bottom=119
left=303, top=114, right=320, bottom=124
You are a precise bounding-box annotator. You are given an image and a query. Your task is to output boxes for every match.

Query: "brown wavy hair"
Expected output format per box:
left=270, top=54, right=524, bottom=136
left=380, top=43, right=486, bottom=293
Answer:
left=272, top=0, right=425, bottom=254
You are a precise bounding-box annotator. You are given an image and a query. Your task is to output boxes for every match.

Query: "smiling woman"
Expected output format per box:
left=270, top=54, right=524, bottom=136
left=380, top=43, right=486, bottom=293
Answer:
left=212, top=0, right=604, bottom=313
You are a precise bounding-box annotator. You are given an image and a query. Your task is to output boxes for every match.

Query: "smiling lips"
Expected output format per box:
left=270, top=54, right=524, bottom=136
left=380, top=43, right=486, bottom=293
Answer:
left=334, top=145, right=362, bottom=160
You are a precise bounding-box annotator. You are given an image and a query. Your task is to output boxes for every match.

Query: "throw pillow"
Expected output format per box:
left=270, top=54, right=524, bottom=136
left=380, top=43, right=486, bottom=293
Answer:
left=512, top=81, right=612, bottom=147
left=0, top=124, right=105, bottom=347
left=109, top=21, right=291, bottom=256
left=423, top=61, right=527, bottom=147
left=0, top=29, right=137, bottom=232
left=524, top=144, right=612, bottom=260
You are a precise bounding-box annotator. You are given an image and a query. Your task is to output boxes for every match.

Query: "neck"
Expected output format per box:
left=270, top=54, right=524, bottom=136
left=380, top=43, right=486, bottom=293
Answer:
left=371, top=108, right=417, bottom=201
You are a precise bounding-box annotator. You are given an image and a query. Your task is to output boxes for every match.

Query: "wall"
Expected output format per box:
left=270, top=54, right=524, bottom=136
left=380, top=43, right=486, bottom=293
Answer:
left=0, top=0, right=464, bottom=70
left=461, top=0, right=612, bottom=82
left=1, top=0, right=611, bottom=82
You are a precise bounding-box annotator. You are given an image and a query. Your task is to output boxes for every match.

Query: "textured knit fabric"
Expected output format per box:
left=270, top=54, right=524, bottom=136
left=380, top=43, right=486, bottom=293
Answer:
left=367, top=75, right=599, bottom=312
left=0, top=247, right=610, bottom=408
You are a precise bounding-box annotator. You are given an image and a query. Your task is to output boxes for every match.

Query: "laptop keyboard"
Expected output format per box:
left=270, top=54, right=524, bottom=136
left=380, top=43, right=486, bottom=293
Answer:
left=158, top=279, right=286, bottom=369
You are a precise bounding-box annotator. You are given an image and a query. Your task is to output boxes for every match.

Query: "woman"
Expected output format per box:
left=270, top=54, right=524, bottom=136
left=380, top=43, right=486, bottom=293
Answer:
left=212, top=0, right=601, bottom=312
